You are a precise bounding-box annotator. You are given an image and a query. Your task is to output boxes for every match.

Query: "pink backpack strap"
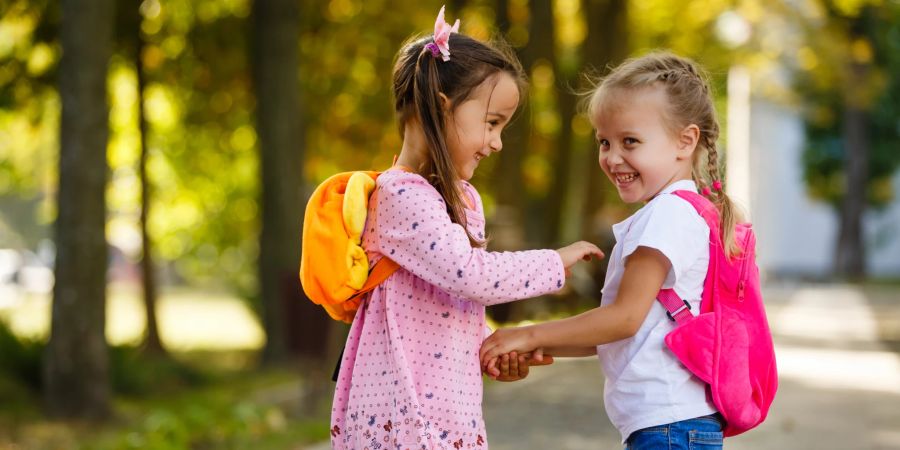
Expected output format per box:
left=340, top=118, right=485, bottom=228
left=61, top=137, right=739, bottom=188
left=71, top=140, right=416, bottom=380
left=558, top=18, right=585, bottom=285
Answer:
left=656, top=190, right=719, bottom=325
left=659, top=288, right=693, bottom=324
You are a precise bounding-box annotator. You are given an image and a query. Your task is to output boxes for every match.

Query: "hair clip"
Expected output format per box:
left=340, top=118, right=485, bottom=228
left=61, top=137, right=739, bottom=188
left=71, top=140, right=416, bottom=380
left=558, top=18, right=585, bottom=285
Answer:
left=425, top=5, right=459, bottom=62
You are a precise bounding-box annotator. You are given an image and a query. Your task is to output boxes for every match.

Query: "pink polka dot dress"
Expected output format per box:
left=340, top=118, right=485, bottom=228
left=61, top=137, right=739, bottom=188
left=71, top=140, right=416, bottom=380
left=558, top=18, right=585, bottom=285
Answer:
left=330, top=169, right=565, bottom=450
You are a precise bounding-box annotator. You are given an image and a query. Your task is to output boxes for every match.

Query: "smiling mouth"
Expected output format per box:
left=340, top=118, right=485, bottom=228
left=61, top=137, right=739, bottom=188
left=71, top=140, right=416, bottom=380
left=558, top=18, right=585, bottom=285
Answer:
left=474, top=153, right=487, bottom=162
left=614, top=172, right=639, bottom=184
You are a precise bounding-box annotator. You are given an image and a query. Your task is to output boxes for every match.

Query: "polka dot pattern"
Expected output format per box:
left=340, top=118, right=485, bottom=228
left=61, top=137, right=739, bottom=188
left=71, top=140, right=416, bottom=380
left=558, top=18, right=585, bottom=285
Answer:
left=330, top=169, right=565, bottom=449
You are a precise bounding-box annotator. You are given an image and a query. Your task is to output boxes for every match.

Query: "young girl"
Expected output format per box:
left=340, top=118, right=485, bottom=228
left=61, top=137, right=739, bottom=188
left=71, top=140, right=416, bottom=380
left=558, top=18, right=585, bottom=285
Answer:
left=330, top=7, right=603, bottom=450
left=480, top=52, right=743, bottom=449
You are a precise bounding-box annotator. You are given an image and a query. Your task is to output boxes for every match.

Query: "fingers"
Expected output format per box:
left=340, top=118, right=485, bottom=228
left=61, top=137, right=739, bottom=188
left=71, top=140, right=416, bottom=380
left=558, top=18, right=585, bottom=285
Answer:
left=487, top=357, right=499, bottom=378
left=516, top=352, right=529, bottom=378
left=508, top=352, right=519, bottom=377
left=499, top=353, right=510, bottom=379
left=533, top=347, right=544, bottom=362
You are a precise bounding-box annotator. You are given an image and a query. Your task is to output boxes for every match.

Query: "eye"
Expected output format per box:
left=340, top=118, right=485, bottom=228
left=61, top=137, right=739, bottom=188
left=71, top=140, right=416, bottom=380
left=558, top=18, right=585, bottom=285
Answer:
left=624, top=137, right=639, bottom=146
left=598, top=138, right=610, bottom=150
left=488, top=120, right=501, bottom=127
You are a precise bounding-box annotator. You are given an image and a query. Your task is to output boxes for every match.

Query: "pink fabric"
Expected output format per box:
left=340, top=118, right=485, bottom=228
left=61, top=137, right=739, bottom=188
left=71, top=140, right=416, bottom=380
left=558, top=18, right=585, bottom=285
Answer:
left=331, top=169, right=565, bottom=450
left=660, top=190, right=778, bottom=437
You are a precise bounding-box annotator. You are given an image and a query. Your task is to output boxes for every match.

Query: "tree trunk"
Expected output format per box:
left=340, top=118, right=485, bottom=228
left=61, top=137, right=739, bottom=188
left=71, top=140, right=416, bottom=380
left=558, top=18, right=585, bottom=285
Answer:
left=491, top=0, right=527, bottom=221
left=577, top=0, right=628, bottom=303
left=834, top=61, right=869, bottom=279
left=252, top=0, right=309, bottom=365
left=44, top=0, right=114, bottom=420
left=135, top=3, right=165, bottom=356
left=580, top=0, right=627, bottom=239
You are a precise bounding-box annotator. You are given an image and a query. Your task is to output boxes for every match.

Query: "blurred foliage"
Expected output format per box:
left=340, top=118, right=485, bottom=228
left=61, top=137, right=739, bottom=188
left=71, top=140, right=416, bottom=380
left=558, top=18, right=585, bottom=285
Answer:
left=0, top=0, right=898, bottom=295
left=0, top=319, right=42, bottom=392
left=0, top=319, right=328, bottom=449
left=0, top=368, right=328, bottom=450
left=0, top=319, right=206, bottom=397
left=794, top=1, right=900, bottom=209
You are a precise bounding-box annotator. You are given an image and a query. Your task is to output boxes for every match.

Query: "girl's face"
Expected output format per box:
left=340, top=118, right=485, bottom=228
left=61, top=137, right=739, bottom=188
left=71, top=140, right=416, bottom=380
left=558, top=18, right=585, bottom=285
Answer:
left=445, top=73, right=519, bottom=181
left=593, top=86, right=696, bottom=204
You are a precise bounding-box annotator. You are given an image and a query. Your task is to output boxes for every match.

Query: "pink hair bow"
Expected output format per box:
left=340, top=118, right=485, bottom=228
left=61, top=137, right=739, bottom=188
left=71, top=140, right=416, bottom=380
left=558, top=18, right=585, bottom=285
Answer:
left=424, top=5, right=460, bottom=62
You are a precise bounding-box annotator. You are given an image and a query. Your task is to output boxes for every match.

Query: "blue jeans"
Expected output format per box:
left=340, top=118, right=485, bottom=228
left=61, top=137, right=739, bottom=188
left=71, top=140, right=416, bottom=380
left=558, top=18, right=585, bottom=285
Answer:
left=625, top=413, right=724, bottom=450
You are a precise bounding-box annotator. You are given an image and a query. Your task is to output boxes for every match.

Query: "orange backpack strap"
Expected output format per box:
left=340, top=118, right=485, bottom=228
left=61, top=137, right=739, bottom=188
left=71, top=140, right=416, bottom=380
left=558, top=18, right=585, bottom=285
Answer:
left=348, top=257, right=401, bottom=302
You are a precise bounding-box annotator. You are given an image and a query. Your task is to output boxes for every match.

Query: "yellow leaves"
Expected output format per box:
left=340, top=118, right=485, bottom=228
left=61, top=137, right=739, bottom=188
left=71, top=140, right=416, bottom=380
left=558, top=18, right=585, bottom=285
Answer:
left=26, top=42, right=54, bottom=76
left=144, top=83, right=181, bottom=130
left=142, top=44, right=165, bottom=71
left=327, top=0, right=362, bottom=23
left=833, top=0, right=884, bottom=17
left=850, top=38, right=873, bottom=63
left=554, top=0, right=585, bottom=49
left=230, top=125, right=256, bottom=152
left=797, top=46, right=819, bottom=70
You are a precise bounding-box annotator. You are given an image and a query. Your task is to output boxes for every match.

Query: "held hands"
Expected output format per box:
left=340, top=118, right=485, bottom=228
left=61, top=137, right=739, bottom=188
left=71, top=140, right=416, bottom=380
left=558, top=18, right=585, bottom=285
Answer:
left=556, top=241, right=605, bottom=277
left=484, top=350, right=554, bottom=381
left=480, top=326, right=539, bottom=377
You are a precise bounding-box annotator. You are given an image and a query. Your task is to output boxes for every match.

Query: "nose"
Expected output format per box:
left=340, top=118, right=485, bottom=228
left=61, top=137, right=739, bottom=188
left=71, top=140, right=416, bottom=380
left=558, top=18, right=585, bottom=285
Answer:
left=489, top=134, right=502, bottom=153
left=604, top=146, right=624, bottom=166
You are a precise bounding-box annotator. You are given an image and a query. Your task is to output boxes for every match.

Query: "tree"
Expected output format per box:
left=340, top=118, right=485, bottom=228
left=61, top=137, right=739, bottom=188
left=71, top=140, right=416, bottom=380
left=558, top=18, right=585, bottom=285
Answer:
left=796, top=1, right=900, bottom=278
left=43, top=0, right=114, bottom=419
left=251, top=0, right=316, bottom=365
left=115, top=0, right=166, bottom=355
left=579, top=0, right=628, bottom=241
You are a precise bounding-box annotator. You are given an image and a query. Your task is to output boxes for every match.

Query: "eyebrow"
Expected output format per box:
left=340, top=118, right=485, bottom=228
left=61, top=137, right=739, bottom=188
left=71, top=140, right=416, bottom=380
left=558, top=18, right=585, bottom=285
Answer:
left=487, top=111, right=510, bottom=121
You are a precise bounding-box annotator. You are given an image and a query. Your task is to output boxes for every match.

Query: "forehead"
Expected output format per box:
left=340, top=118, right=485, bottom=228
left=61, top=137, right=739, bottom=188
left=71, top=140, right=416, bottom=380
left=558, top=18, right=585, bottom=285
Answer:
left=469, top=73, right=520, bottom=110
left=591, top=86, right=670, bottom=132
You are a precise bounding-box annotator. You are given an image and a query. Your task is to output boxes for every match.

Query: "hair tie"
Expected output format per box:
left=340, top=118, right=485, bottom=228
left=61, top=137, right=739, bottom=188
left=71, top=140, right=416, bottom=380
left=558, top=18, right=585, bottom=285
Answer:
left=426, top=5, right=459, bottom=62
left=701, top=186, right=712, bottom=196
left=712, top=180, right=723, bottom=191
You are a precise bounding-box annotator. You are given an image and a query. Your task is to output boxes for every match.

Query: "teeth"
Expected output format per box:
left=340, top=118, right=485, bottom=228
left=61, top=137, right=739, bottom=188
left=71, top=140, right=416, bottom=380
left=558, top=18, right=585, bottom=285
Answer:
left=616, top=173, right=638, bottom=183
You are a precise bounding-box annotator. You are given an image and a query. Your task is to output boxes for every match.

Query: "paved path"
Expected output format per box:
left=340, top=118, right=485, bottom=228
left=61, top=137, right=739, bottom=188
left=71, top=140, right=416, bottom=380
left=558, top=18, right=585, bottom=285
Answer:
left=309, top=283, right=900, bottom=449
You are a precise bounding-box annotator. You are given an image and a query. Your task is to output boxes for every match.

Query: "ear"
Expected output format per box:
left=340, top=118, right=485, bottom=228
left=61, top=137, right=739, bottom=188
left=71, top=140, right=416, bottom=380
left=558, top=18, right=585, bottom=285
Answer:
left=676, top=124, right=700, bottom=160
left=438, top=92, right=451, bottom=111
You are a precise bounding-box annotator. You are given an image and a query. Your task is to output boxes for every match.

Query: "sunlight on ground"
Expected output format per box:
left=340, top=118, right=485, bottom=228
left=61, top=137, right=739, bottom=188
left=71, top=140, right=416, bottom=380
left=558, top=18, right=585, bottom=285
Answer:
left=772, top=286, right=878, bottom=342
left=0, top=283, right=265, bottom=350
left=776, top=344, right=900, bottom=394
left=772, top=284, right=900, bottom=395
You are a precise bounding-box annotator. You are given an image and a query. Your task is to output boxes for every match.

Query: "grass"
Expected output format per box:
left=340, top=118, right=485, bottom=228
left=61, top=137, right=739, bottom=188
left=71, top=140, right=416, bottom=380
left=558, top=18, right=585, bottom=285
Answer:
left=0, top=365, right=331, bottom=450
left=0, top=283, right=331, bottom=449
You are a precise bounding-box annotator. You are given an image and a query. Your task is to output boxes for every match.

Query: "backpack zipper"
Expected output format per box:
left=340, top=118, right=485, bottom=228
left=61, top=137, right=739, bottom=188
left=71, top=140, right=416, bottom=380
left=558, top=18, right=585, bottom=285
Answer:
left=737, top=229, right=753, bottom=302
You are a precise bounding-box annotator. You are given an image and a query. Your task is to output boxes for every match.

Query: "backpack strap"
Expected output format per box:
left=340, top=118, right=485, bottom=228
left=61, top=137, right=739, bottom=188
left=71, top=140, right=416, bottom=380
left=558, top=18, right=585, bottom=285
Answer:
left=656, top=190, right=721, bottom=325
left=659, top=288, right=693, bottom=325
left=348, top=256, right=401, bottom=302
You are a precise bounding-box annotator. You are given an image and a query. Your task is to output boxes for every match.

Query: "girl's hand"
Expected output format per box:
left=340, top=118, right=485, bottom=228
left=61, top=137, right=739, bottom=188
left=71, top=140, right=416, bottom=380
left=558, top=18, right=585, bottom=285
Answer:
left=556, top=241, right=605, bottom=275
left=487, top=351, right=555, bottom=382
left=480, top=327, right=537, bottom=375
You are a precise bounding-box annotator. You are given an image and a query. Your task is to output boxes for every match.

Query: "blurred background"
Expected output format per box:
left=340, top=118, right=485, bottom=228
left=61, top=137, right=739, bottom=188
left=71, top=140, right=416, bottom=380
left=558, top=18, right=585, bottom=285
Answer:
left=0, top=0, right=898, bottom=449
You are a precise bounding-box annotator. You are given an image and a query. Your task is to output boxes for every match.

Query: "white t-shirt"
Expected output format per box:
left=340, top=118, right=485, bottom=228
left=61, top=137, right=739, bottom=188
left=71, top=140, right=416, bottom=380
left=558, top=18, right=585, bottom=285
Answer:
left=596, top=179, right=717, bottom=442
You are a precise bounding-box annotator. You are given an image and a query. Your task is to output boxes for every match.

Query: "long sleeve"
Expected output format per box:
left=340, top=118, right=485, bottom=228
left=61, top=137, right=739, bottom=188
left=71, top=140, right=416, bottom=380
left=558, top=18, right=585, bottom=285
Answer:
left=373, top=172, right=565, bottom=306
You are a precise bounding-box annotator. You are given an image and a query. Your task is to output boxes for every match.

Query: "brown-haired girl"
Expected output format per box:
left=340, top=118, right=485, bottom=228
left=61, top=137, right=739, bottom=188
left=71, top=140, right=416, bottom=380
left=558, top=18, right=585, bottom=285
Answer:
left=330, top=7, right=603, bottom=449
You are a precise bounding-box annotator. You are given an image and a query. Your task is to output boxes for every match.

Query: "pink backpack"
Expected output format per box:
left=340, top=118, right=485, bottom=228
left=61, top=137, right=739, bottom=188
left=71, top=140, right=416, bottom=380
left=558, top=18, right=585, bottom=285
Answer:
left=657, top=190, right=778, bottom=437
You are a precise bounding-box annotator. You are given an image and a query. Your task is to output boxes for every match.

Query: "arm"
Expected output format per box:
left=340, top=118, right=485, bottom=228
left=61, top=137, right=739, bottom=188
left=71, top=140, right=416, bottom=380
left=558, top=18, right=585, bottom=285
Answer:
left=541, top=346, right=597, bottom=357
left=375, top=174, right=568, bottom=305
left=480, top=246, right=669, bottom=369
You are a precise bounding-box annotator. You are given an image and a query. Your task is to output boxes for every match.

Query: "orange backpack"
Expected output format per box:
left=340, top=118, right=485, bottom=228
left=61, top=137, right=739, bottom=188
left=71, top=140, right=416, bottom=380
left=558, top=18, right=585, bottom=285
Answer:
left=299, top=171, right=399, bottom=323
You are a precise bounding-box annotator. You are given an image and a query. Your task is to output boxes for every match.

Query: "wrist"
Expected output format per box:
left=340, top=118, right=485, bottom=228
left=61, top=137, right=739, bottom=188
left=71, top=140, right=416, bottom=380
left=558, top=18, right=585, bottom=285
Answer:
left=525, top=325, right=541, bottom=350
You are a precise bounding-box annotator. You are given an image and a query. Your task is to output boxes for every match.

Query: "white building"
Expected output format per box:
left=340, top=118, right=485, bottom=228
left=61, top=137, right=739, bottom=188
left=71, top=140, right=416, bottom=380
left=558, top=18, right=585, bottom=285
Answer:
left=727, top=67, right=900, bottom=279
